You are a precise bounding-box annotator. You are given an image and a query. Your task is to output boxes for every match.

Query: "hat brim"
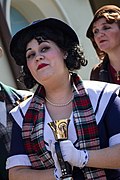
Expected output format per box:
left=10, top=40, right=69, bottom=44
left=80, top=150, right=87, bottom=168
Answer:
left=86, top=18, right=95, bottom=39
left=10, top=18, right=79, bottom=65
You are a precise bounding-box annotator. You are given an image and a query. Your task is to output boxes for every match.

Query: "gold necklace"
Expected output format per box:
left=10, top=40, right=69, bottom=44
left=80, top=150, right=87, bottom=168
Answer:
left=45, top=95, right=73, bottom=107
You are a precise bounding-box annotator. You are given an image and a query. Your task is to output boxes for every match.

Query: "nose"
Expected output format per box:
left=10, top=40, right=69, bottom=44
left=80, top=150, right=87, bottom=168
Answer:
left=97, top=30, right=105, bottom=38
left=35, top=53, right=44, bottom=62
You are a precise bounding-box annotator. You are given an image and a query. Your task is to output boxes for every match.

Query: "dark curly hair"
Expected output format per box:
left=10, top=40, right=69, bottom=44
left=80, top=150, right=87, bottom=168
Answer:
left=18, top=26, right=88, bottom=89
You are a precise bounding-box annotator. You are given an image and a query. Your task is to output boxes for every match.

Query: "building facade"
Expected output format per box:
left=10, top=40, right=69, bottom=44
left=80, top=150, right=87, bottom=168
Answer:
left=0, top=0, right=120, bottom=89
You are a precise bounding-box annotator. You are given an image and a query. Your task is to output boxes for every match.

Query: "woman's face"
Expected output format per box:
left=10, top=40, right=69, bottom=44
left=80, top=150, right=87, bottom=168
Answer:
left=92, top=17, right=120, bottom=53
left=26, top=39, right=67, bottom=84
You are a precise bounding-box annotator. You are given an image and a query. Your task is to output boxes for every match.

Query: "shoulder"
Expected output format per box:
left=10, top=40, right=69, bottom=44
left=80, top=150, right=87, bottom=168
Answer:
left=83, top=80, right=120, bottom=123
left=83, top=80, right=119, bottom=94
left=90, top=61, right=103, bottom=80
left=83, top=80, right=105, bottom=96
left=83, top=80, right=106, bottom=106
left=10, top=96, right=33, bottom=128
left=83, top=80, right=120, bottom=104
left=10, top=88, right=33, bottom=107
left=92, top=61, right=103, bottom=71
left=13, top=90, right=33, bottom=99
left=0, top=82, right=33, bottom=101
left=11, top=88, right=33, bottom=98
left=91, top=57, right=109, bottom=73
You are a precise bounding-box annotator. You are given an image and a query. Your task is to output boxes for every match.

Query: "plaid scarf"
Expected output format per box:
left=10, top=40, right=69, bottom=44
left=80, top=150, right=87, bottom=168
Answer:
left=0, top=83, right=29, bottom=152
left=22, top=73, right=106, bottom=179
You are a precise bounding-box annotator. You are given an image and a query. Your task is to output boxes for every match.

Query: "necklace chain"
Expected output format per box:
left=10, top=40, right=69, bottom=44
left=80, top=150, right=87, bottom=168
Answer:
left=45, top=95, right=73, bottom=107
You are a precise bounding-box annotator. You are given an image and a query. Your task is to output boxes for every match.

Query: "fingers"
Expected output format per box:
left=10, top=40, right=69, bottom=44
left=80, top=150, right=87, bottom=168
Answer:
left=60, top=140, right=73, bottom=160
left=48, top=140, right=55, bottom=153
left=60, top=140, right=73, bottom=153
left=48, top=140, right=62, bottom=179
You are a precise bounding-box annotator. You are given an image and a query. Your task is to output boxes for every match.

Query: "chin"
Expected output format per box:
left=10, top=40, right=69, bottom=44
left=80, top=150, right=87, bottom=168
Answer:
left=100, top=47, right=110, bottom=52
left=37, top=75, right=52, bottom=84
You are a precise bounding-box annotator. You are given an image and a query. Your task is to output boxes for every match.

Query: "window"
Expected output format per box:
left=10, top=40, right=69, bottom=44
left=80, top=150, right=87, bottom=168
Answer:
left=10, top=7, right=29, bottom=35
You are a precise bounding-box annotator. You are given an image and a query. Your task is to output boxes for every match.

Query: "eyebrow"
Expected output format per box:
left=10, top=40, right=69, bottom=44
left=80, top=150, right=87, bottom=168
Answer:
left=26, top=48, right=32, bottom=53
left=93, top=22, right=109, bottom=29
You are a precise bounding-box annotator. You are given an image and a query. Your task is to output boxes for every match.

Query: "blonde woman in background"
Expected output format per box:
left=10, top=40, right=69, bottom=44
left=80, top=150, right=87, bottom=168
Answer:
left=86, top=5, right=120, bottom=84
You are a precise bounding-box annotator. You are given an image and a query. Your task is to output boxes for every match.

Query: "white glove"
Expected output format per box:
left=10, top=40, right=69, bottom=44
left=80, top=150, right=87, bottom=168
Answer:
left=60, top=140, right=89, bottom=168
left=49, top=140, right=62, bottom=180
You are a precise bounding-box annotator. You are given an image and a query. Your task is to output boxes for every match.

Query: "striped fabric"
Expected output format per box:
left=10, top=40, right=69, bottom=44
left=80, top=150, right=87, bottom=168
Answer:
left=22, top=73, right=106, bottom=179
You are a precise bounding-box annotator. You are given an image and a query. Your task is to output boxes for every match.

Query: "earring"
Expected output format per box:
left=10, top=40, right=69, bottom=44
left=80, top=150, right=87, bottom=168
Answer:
left=0, top=47, right=3, bottom=57
left=64, top=53, right=68, bottom=59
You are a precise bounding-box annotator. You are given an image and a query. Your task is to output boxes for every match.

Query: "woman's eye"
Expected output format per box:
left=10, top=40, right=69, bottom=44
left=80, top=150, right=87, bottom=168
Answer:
left=26, top=53, right=35, bottom=60
left=93, top=26, right=111, bottom=36
left=93, top=29, right=99, bottom=35
left=41, top=46, right=50, bottom=53
left=103, top=26, right=111, bottom=30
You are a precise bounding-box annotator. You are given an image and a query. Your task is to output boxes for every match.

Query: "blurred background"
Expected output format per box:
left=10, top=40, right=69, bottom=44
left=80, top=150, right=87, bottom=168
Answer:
left=0, top=0, right=120, bottom=89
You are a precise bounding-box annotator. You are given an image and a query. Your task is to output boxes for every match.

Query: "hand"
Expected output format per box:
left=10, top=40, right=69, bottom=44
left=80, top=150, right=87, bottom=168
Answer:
left=49, top=140, right=62, bottom=179
left=60, top=140, right=89, bottom=168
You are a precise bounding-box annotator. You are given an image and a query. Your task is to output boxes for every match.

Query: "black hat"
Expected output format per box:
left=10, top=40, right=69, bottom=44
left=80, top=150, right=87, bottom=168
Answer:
left=86, top=5, right=120, bottom=39
left=10, top=17, right=79, bottom=66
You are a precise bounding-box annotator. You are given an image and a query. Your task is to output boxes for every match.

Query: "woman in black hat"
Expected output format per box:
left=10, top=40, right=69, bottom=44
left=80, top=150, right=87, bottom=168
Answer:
left=86, top=5, right=120, bottom=84
left=7, top=17, right=120, bottom=180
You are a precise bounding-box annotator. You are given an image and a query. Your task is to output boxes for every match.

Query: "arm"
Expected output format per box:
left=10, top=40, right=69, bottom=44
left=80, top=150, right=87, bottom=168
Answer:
left=87, top=144, right=120, bottom=169
left=9, top=166, right=55, bottom=180
left=60, top=96, right=120, bottom=169
left=87, top=95, right=120, bottom=169
left=8, top=113, right=55, bottom=180
left=59, top=140, right=120, bottom=169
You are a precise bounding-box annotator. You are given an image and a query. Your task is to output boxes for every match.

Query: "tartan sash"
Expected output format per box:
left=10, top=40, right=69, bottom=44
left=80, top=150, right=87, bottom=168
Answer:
left=22, top=86, right=54, bottom=169
left=72, top=73, right=106, bottom=179
left=22, top=73, right=106, bottom=179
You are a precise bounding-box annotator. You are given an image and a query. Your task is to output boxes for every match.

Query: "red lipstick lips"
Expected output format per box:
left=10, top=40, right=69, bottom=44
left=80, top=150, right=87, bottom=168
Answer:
left=37, top=63, right=48, bottom=70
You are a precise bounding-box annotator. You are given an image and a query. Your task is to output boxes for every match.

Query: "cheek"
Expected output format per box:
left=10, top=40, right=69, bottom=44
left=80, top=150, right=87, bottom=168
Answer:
left=107, top=29, right=119, bottom=39
left=112, top=32, right=120, bottom=41
left=27, top=61, right=31, bottom=71
left=27, top=61, right=35, bottom=74
left=93, top=36, right=98, bottom=44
